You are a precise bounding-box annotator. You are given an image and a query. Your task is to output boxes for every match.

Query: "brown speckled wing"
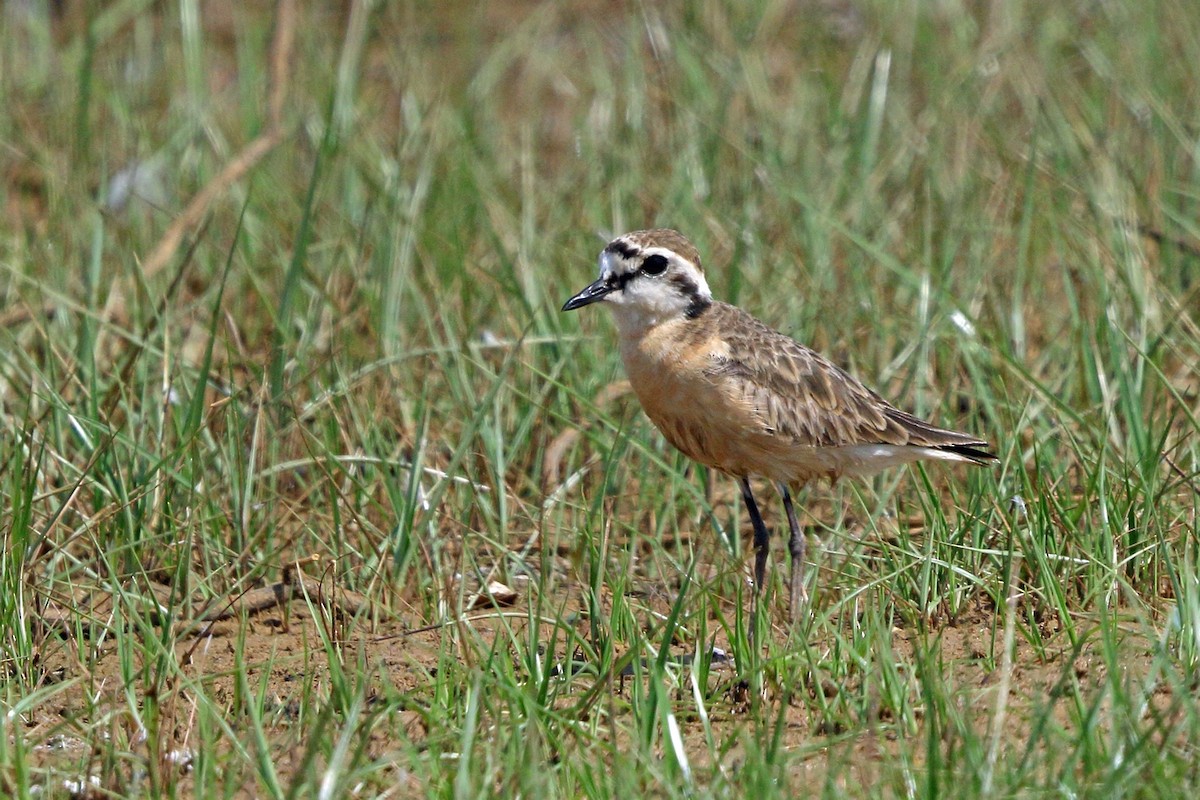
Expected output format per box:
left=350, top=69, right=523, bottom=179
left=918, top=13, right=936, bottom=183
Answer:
left=703, top=303, right=990, bottom=454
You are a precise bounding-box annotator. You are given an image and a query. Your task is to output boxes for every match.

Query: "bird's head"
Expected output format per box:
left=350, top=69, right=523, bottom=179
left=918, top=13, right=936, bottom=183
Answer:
left=561, top=229, right=713, bottom=331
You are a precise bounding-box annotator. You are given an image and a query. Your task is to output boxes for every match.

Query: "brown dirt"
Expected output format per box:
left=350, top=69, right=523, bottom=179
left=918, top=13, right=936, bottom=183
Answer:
left=20, top=551, right=1166, bottom=797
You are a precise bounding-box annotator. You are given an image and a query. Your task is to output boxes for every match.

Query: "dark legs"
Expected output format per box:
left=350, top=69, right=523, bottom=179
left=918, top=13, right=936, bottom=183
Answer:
left=779, top=483, right=807, bottom=621
left=739, top=478, right=809, bottom=627
left=738, top=477, right=772, bottom=600
left=739, top=477, right=771, bottom=642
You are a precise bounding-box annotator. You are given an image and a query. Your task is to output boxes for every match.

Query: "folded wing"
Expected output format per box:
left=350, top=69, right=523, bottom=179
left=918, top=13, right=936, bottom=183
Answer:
left=704, top=303, right=994, bottom=463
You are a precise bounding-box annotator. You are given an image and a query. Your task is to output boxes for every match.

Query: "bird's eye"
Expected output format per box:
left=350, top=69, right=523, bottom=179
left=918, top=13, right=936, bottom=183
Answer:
left=642, top=254, right=669, bottom=275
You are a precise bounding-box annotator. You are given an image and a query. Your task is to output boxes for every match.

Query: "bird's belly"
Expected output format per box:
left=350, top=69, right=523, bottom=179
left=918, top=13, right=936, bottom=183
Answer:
left=622, top=350, right=778, bottom=478
left=621, top=343, right=844, bottom=486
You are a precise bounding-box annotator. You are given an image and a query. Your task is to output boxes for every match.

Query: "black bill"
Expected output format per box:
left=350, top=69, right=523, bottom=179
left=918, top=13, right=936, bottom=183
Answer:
left=561, top=278, right=614, bottom=311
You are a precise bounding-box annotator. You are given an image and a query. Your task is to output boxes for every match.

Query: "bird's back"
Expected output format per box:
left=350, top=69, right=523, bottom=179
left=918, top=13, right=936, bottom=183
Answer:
left=620, top=301, right=993, bottom=485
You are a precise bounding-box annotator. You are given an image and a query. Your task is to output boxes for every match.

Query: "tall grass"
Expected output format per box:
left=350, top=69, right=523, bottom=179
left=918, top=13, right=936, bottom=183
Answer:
left=1, top=0, right=1199, bottom=796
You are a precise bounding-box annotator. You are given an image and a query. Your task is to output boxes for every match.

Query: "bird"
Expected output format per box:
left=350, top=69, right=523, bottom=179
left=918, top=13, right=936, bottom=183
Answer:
left=561, top=228, right=997, bottom=623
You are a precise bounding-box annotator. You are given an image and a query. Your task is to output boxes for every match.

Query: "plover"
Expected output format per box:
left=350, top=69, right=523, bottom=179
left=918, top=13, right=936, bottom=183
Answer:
left=562, top=229, right=996, bottom=621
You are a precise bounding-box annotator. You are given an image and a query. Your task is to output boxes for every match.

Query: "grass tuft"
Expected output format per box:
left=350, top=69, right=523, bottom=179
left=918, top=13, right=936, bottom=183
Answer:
left=2, top=0, right=1199, bottom=796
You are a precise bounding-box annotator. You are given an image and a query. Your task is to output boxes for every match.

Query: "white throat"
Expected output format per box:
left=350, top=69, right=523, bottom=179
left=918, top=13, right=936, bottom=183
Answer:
left=604, top=287, right=689, bottom=334
left=598, top=250, right=712, bottom=335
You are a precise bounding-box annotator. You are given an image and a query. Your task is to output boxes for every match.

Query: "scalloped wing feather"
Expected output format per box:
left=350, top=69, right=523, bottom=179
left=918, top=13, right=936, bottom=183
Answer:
left=703, top=302, right=992, bottom=457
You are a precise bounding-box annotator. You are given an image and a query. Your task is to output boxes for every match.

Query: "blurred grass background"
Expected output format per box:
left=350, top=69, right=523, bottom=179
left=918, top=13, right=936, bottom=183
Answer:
left=2, top=0, right=1199, bottom=796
